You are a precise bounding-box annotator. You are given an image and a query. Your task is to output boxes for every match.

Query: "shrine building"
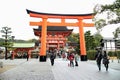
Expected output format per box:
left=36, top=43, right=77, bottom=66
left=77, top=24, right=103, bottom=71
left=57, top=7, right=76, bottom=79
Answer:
left=33, top=26, right=73, bottom=50
left=11, top=43, right=35, bottom=59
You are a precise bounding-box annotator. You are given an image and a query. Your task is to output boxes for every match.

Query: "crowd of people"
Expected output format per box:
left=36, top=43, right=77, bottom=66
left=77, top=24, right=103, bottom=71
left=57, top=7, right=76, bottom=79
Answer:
left=48, top=47, right=110, bottom=71
left=48, top=49, right=80, bottom=67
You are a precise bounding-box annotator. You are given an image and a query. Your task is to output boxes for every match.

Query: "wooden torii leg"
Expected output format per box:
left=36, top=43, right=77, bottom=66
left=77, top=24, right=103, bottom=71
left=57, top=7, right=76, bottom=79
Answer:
left=28, top=50, right=31, bottom=59
left=78, top=19, right=87, bottom=61
left=12, top=51, right=15, bottom=60
left=39, top=18, right=47, bottom=61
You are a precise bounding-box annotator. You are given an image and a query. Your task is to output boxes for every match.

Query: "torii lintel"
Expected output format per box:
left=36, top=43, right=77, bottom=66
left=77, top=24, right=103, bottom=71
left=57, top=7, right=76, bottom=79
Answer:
left=26, top=9, right=94, bottom=19
left=26, top=9, right=94, bottom=27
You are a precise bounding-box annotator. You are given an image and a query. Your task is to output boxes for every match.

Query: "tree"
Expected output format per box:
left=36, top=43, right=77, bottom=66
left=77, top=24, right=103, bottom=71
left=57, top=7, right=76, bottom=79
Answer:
left=67, top=33, right=80, bottom=53
left=67, top=31, right=103, bottom=53
left=0, top=26, right=12, bottom=59
left=113, top=27, right=120, bottom=38
left=93, top=32, right=103, bottom=47
left=94, top=0, right=120, bottom=30
left=95, top=19, right=106, bottom=31
left=67, top=33, right=79, bottom=42
left=85, top=31, right=103, bottom=51
left=85, top=31, right=96, bottom=51
left=27, top=38, right=38, bottom=43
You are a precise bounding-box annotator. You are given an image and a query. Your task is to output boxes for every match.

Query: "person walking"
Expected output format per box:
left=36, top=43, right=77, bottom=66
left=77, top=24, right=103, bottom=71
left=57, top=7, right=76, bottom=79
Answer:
left=74, top=53, right=79, bottom=66
left=103, top=51, right=109, bottom=71
left=95, top=48, right=103, bottom=71
left=50, top=51, right=56, bottom=66
left=68, top=53, right=74, bottom=67
left=26, top=53, right=29, bottom=61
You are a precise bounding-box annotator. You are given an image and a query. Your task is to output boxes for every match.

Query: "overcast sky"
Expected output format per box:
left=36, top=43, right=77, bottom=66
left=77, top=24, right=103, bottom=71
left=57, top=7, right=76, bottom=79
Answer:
left=0, top=0, right=116, bottom=40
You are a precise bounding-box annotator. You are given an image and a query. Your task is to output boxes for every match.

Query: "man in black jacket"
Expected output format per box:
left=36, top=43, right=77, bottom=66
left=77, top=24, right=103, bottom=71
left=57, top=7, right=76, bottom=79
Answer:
left=50, top=52, right=56, bottom=66
left=95, top=48, right=103, bottom=71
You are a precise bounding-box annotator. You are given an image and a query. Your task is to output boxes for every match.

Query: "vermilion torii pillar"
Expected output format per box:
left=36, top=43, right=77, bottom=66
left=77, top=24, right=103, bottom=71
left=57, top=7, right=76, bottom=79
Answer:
left=26, top=9, right=94, bottom=61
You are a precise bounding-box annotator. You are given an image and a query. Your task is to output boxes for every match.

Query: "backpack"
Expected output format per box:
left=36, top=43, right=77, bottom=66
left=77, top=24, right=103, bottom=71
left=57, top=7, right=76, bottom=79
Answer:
left=103, top=58, right=109, bottom=64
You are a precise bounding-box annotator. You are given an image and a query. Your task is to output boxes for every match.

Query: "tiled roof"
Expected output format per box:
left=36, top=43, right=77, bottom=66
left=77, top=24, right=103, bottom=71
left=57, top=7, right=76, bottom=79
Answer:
left=34, top=26, right=73, bottom=31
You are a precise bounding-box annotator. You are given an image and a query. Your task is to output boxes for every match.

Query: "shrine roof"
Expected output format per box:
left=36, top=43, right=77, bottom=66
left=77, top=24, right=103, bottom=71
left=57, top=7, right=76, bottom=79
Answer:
left=12, top=43, right=35, bottom=48
left=34, top=26, right=73, bottom=31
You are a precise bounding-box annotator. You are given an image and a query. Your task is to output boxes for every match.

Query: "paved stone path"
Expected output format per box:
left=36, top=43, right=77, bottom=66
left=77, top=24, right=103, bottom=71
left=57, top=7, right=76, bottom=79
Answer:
left=52, top=59, right=120, bottom=80
left=0, top=59, right=54, bottom=80
left=0, top=58, right=120, bottom=80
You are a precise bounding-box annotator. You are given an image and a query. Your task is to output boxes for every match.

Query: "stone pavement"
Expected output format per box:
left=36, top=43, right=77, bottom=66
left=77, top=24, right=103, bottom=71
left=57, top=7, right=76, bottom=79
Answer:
left=0, top=59, right=54, bottom=80
left=0, top=58, right=120, bottom=80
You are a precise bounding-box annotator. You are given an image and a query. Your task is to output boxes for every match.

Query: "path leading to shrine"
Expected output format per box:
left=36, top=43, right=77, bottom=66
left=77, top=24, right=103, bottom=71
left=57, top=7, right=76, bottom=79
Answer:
left=0, top=58, right=120, bottom=80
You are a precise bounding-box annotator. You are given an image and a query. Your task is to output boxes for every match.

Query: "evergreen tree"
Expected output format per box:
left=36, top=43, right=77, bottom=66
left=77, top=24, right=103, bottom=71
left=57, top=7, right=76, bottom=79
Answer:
left=85, top=31, right=96, bottom=51
left=0, top=26, right=12, bottom=59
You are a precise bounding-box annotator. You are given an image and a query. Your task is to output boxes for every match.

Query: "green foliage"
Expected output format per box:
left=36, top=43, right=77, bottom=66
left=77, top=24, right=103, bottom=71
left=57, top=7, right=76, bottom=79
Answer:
left=108, top=51, right=120, bottom=58
left=27, top=39, right=38, bottom=43
left=67, top=33, right=80, bottom=53
left=0, top=26, right=13, bottom=47
left=116, top=51, right=120, bottom=59
left=108, top=51, right=115, bottom=57
left=95, top=19, right=106, bottom=31
left=94, top=0, right=120, bottom=31
left=87, top=50, right=96, bottom=60
left=85, top=31, right=102, bottom=51
left=0, top=38, right=4, bottom=46
left=67, top=33, right=79, bottom=42
left=0, top=26, right=13, bottom=59
left=93, top=32, right=103, bottom=47
left=85, top=31, right=95, bottom=51
left=113, top=27, right=120, bottom=38
left=67, top=31, right=103, bottom=54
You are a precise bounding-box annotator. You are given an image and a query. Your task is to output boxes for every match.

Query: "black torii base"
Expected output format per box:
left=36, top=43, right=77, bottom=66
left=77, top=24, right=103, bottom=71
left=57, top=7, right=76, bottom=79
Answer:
left=81, top=55, right=87, bottom=61
left=39, top=56, right=46, bottom=62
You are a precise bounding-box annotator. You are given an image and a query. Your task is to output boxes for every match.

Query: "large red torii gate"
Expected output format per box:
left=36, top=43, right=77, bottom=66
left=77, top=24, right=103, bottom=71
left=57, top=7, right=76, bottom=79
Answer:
left=26, top=9, right=94, bottom=61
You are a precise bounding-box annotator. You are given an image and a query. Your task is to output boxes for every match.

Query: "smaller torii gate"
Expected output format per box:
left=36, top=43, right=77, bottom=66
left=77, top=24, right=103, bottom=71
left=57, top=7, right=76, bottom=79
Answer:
left=26, top=9, right=94, bottom=61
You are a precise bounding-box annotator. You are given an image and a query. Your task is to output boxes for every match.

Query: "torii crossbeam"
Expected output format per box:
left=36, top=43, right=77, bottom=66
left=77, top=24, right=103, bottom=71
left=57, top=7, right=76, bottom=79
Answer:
left=26, top=9, right=94, bottom=61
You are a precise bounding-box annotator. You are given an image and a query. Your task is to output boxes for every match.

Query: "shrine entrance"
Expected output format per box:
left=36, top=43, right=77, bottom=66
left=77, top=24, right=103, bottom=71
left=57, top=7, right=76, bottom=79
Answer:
left=26, top=9, right=94, bottom=61
left=33, top=26, right=73, bottom=51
